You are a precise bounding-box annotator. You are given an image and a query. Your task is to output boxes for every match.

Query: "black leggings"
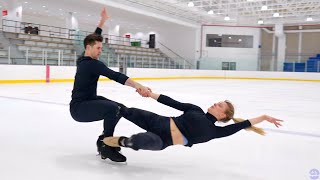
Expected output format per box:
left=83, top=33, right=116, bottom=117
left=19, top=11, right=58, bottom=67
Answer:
left=70, top=96, right=123, bottom=137
left=121, top=107, right=173, bottom=150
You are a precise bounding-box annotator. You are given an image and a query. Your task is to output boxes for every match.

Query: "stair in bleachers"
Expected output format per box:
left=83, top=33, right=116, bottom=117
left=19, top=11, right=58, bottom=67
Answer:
left=4, top=31, right=76, bottom=65
left=0, top=49, right=8, bottom=64
left=17, top=44, right=73, bottom=53
left=104, top=43, right=177, bottom=68
left=107, top=44, right=161, bottom=56
left=0, top=50, right=7, bottom=57
left=2, top=30, right=182, bottom=68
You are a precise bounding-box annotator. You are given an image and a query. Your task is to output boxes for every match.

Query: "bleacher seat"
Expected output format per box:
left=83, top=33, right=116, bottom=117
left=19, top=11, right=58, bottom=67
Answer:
left=3, top=31, right=76, bottom=65
left=284, top=54, right=320, bottom=73
left=283, top=62, right=294, bottom=72
left=306, top=58, right=319, bottom=72
left=294, top=63, right=305, bottom=72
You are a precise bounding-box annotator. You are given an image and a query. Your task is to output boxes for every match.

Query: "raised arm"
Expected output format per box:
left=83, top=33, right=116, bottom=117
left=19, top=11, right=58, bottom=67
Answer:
left=78, top=7, right=107, bottom=58
left=98, top=7, right=109, bottom=29
left=93, top=7, right=109, bottom=35
left=149, top=92, right=202, bottom=112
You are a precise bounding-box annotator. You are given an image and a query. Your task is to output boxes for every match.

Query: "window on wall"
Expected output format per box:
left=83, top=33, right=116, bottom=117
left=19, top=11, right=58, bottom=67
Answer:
left=206, top=34, right=254, bottom=48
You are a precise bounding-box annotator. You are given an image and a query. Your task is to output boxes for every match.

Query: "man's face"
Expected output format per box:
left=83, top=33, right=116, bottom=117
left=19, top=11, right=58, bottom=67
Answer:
left=86, top=41, right=102, bottom=59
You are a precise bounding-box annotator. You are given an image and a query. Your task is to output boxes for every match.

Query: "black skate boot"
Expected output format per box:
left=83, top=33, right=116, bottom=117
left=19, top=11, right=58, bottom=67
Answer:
left=100, top=142, right=127, bottom=162
left=97, top=134, right=120, bottom=154
left=96, top=134, right=104, bottom=154
left=96, top=104, right=127, bottom=154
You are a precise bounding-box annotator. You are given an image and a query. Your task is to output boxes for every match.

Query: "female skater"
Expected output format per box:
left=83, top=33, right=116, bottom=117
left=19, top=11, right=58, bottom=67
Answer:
left=102, top=92, right=283, bottom=154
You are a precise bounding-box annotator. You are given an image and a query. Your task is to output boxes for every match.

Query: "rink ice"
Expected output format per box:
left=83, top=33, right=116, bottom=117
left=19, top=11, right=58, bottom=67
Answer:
left=0, top=79, right=320, bottom=180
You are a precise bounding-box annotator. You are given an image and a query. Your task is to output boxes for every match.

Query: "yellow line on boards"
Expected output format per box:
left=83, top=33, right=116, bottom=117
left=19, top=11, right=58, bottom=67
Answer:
left=50, top=79, right=74, bottom=83
left=0, top=76, right=320, bottom=84
left=131, top=76, right=320, bottom=82
left=0, top=79, right=46, bottom=84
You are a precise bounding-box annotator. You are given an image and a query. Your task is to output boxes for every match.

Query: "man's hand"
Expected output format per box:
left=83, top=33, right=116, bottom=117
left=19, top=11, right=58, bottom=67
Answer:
left=100, top=7, right=109, bottom=21
left=136, top=86, right=152, bottom=97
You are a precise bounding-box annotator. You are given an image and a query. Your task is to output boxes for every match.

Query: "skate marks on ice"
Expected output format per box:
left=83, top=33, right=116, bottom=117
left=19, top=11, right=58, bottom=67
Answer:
left=55, top=152, right=260, bottom=180
left=55, top=153, right=174, bottom=180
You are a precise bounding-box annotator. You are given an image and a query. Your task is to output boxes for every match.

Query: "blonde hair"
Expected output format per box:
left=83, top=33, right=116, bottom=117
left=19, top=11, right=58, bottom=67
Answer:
left=232, top=118, right=266, bottom=136
left=222, top=100, right=266, bottom=136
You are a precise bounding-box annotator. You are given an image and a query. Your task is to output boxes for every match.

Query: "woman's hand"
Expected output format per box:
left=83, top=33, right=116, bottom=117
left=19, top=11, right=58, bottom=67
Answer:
left=263, top=115, right=283, bottom=128
left=146, top=91, right=160, bottom=100
left=249, top=115, right=283, bottom=127
left=136, top=85, right=152, bottom=97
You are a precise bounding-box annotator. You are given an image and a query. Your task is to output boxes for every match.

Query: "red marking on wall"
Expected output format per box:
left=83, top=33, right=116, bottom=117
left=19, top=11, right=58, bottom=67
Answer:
left=2, top=10, right=8, bottom=16
left=46, top=65, right=50, bottom=83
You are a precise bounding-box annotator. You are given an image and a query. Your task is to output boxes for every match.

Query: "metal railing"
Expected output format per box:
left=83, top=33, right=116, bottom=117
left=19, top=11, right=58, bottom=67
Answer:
left=2, top=19, right=151, bottom=48
left=70, top=29, right=150, bottom=48
left=157, top=41, right=194, bottom=69
left=0, top=46, right=77, bottom=66
left=2, top=19, right=72, bottom=38
left=0, top=46, right=193, bottom=69
left=1, top=19, right=194, bottom=69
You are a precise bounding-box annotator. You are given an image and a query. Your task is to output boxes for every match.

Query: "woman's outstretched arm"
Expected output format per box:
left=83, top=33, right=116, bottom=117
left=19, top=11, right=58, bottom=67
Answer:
left=215, top=115, right=283, bottom=138
left=148, top=92, right=202, bottom=112
left=149, top=92, right=160, bottom=100
left=249, top=115, right=283, bottom=128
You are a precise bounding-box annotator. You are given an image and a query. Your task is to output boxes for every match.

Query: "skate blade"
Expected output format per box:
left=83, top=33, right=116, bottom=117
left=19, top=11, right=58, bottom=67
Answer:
left=104, top=159, right=128, bottom=165
left=96, top=154, right=127, bottom=165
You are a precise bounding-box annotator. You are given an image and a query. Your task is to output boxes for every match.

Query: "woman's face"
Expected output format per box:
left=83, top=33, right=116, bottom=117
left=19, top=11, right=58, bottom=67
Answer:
left=208, top=101, right=229, bottom=120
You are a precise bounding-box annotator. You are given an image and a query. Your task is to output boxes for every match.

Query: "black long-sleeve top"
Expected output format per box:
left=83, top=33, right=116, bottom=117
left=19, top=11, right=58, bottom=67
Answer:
left=70, top=27, right=129, bottom=104
left=157, top=95, right=252, bottom=147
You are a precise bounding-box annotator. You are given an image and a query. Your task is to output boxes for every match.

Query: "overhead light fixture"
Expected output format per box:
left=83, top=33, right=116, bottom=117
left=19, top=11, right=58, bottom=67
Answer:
left=42, top=5, right=46, bottom=8
left=258, top=19, right=264, bottom=24
left=187, top=2, right=194, bottom=7
left=306, top=17, right=313, bottom=21
left=208, top=10, right=214, bottom=15
left=24, top=2, right=28, bottom=3
left=261, top=5, right=268, bottom=11
left=273, top=13, right=280, bottom=17
left=238, top=39, right=242, bottom=42
left=224, top=15, right=230, bottom=21
left=228, top=36, right=232, bottom=39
